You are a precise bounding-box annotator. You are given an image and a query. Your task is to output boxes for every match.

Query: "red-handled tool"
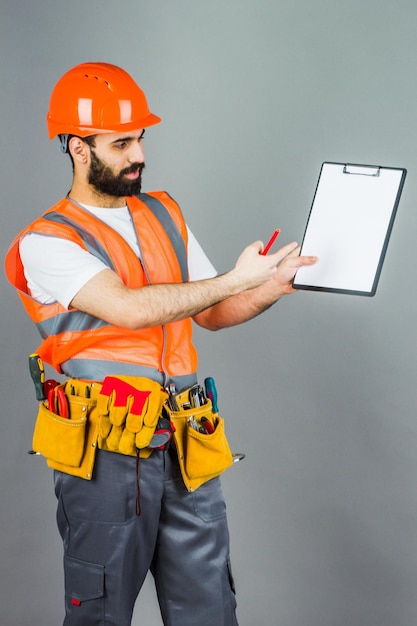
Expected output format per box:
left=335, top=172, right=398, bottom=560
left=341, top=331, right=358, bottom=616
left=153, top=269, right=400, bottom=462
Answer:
left=48, top=387, right=69, bottom=418
left=200, top=416, right=215, bottom=434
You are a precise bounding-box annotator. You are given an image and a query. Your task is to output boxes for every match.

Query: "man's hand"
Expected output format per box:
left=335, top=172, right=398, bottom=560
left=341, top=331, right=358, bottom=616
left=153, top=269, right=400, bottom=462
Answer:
left=194, top=241, right=318, bottom=330
left=229, top=240, right=286, bottom=289
left=230, top=239, right=317, bottom=297
left=273, top=243, right=317, bottom=295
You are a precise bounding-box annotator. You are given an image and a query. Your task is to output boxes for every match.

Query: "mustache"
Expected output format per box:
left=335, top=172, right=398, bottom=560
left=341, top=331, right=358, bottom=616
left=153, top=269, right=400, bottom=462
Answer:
left=121, top=162, right=145, bottom=176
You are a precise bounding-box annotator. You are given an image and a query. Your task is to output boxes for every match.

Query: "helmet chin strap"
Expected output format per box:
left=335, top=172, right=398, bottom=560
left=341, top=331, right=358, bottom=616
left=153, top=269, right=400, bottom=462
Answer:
left=58, top=134, right=69, bottom=154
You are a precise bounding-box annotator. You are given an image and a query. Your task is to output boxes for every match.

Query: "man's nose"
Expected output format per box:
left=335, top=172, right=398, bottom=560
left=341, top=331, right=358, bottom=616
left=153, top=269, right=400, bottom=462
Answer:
left=129, top=141, right=145, bottom=163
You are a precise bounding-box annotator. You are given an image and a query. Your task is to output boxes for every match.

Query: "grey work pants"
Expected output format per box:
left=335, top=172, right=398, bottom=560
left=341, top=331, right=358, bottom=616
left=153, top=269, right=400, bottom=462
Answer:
left=54, top=447, right=238, bottom=626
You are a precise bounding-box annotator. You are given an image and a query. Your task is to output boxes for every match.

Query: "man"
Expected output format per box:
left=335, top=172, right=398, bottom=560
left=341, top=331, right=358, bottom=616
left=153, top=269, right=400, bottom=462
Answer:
left=5, top=62, right=317, bottom=626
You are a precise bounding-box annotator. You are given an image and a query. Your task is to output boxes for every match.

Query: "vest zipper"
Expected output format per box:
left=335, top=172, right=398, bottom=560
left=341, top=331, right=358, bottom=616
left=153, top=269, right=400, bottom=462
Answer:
left=128, top=207, right=169, bottom=388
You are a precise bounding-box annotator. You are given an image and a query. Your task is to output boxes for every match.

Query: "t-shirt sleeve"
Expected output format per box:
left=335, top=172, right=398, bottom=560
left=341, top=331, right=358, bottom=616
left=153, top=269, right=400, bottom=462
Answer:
left=19, top=226, right=217, bottom=310
left=19, top=233, right=109, bottom=309
left=186, top=227, right=217, bottom=281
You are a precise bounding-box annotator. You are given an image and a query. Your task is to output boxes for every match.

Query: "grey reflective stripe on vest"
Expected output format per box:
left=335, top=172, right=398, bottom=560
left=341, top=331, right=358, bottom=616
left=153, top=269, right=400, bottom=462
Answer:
left=36, top=310, right=109, bottom=339
left=39, top=194, right=188, bottom=338
left=138, top=193, right=189, bottom=283
left=45, top=194, right=188, bottom=279
left=61, top=358, right=198, bottom=392
left=43, top=212, right=115, bottom=269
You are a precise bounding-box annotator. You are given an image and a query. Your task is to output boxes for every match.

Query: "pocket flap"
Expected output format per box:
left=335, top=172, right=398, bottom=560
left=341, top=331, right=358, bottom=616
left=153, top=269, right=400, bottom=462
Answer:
left=64, top=555, right=104, bottom=602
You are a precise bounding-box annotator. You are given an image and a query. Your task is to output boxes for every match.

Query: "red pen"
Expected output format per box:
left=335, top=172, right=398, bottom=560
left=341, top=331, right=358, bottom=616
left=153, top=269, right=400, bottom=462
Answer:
left=261, top=228, right=280, bottom=255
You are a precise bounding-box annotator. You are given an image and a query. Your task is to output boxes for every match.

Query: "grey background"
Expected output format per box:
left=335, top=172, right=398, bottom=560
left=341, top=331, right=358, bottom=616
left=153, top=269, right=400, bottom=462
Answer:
left=1, top=1, right=416, bottom=625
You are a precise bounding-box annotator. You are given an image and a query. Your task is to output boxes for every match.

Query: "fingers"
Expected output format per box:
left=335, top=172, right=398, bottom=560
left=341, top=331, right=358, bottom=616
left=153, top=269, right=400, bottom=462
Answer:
left=250, top=240, right=265, bottom=254
left=288, top=247, right=317, bottom=263
left=272, top=243, right=318, bottom=292
left=268, top=241, right=299, bottom=263
left=239, top=239, right=317, bottom=277
left=268, top=243, right=317, bottom=267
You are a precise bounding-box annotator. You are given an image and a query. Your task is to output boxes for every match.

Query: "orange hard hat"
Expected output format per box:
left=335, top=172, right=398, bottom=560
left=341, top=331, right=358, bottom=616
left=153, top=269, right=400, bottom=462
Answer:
left=46, top=62, right=161, bottom=140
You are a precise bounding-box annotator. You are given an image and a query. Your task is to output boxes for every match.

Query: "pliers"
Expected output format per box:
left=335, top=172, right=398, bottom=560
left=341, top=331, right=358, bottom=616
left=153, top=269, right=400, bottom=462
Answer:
left=48, top=386, right=69, bottom=418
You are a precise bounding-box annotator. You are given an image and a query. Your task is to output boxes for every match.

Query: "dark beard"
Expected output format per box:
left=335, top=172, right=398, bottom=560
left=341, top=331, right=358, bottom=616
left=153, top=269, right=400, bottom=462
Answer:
left=88, top=149, right=145, bottom=197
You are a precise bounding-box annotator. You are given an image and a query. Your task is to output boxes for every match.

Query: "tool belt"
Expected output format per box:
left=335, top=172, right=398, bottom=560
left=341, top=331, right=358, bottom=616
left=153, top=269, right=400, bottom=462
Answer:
left=31, top=375, right=233, bottom=490
left=164, top=386, right=233, bottom=491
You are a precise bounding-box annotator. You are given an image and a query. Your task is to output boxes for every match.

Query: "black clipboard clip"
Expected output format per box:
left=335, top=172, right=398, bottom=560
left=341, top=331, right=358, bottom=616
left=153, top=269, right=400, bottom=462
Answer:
left=343, top=164, right=381, bottom=177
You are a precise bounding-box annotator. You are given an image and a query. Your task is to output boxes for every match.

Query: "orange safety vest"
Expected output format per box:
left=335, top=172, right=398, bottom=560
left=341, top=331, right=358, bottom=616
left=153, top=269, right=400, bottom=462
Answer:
left=5, top=191, right=199, bottom=390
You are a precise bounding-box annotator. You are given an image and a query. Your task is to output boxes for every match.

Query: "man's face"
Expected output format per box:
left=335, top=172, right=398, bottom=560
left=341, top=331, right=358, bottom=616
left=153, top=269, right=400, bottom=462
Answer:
left=86, top=129, right=145, bottom=197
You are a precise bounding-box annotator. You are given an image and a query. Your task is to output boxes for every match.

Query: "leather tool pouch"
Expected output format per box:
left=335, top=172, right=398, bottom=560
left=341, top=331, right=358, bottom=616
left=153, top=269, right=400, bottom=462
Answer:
left=32, top=381, right=99, bottom=480
left=32, top=376, right=169, bottom=479
left=165, top=396, right=233, bottom=492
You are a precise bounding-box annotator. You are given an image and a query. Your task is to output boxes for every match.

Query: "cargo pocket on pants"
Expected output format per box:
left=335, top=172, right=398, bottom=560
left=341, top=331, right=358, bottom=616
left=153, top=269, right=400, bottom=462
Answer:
left=64, top=555, right=104, bottom=622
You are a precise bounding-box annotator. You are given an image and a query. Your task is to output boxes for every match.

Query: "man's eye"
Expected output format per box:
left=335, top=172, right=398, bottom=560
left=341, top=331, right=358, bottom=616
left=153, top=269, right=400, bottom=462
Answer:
left=116, top=142, right=127, bottom=149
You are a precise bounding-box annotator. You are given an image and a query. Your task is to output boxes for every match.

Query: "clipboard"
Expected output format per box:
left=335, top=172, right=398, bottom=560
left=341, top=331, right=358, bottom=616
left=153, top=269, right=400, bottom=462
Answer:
left=293, top=162, right=407, bottom=296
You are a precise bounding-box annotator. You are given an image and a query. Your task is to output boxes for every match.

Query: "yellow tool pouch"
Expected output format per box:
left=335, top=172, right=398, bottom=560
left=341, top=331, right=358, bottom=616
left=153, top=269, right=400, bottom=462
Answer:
left=31, top=376, right=168, bottom=480
left=32, top=381, right=100, bottom=480
left=165, top=393, right=234, bottom=492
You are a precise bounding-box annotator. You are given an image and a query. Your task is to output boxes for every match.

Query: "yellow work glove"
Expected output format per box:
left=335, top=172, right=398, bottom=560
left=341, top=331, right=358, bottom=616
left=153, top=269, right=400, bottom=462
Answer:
left=97, top=376, right=167, bottom=456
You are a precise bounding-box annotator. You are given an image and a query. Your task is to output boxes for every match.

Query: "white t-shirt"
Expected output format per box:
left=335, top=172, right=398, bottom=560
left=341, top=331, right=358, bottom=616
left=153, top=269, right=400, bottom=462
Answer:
left=19, top=203, right=217, bottom=309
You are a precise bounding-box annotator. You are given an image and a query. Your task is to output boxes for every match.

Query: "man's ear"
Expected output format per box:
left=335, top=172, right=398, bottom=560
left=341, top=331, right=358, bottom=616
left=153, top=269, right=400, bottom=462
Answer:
left=69, top=136, right=90, bottom=164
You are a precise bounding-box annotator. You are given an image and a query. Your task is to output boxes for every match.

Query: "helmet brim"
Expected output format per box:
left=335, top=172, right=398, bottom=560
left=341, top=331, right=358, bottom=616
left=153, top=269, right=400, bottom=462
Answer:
left=47, top=111, right=161, bottom=140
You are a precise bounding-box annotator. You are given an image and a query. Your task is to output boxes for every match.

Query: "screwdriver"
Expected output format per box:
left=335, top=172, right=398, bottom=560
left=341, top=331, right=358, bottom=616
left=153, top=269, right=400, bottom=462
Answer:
left=204, top=377, right=218, bottom=413
left=28, top=353, right=46, bottom=401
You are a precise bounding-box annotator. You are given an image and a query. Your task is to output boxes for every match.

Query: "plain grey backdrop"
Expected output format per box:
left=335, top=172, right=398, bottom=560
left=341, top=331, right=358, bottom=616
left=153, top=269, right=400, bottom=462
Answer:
left=1, top=1, right=417, bottom=624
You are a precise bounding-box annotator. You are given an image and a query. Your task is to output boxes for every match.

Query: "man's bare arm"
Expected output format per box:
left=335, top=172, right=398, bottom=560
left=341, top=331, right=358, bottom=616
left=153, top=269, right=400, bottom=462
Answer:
left=193, top=244, right=317, bottom=330
left=71, top=241, right=304, bottom=329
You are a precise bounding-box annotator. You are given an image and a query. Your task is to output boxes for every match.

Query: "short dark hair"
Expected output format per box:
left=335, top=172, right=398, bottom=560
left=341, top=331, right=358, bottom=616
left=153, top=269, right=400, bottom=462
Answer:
left=82, top=135, right=96, bottom=148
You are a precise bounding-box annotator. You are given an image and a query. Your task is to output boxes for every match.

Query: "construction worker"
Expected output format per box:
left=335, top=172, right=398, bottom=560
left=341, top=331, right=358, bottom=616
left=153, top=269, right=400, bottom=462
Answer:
left=5, top=62, right=317, bottom=626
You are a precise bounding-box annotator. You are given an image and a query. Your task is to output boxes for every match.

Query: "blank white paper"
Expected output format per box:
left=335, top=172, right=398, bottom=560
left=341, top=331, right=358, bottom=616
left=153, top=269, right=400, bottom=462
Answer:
left=293, top=163, right=405, bottom=295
